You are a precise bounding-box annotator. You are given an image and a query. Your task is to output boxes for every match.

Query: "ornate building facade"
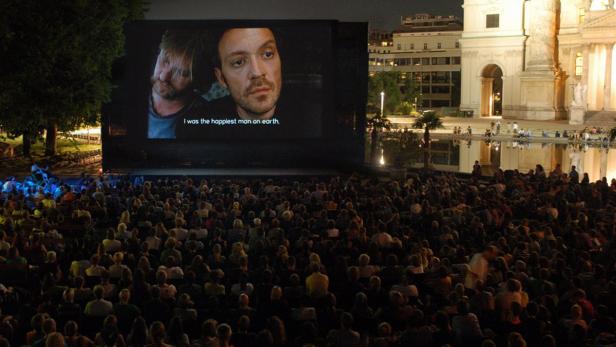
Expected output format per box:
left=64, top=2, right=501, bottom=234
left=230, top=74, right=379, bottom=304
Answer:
left=460, top=0, right=616, bottom=121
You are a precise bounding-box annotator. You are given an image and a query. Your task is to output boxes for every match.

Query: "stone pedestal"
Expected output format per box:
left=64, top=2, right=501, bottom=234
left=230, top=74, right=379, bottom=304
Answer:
left=569, top=106, right=586, bottom=125
left=517, top=71, right=567, bottom=120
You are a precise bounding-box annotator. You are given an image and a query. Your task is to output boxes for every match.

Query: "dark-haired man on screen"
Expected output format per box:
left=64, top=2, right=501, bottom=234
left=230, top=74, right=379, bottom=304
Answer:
left=211, top=28, right=282, bottom=120
left=148, top=31, right=209, bottom=139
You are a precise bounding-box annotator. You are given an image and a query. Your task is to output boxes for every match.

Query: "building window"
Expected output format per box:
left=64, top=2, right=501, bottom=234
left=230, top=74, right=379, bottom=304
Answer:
left=421, top=57, right=430, bottom=65
left=486, top=14, right=500, bottom=28
left=395, top=58, right=411, bottom=66
left=410, top=43, right=414, bottom=50
left=452, top=56, right=461, bottom=64
left=437, top=42, right=442, bottom=49
left=576, top=52, right=583, bottom=76
left=397, top=43, right=401, bottom=50
left=432, top=86, right=450, bottom=94
left=455, top=41, right=460, bottom=49
left=579, top=8, right=585, bottom=24
left=432, top=71, right=451, bottom=83
left=424, top=43, right=428, bottom=50
left=412, top=58, right=421, bottom=65
left=431, top=57, right=450, bottom=65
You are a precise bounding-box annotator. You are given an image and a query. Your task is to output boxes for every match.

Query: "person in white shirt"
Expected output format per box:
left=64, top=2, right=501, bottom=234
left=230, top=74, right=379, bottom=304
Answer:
left=465, top=245, right=497, bottom=289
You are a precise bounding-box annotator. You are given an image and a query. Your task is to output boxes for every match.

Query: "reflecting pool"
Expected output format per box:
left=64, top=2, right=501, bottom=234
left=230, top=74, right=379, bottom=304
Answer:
left=377, top=137, right=616, bottom=182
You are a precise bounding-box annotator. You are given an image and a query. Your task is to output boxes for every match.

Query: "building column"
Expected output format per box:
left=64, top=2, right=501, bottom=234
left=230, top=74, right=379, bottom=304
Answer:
left=583, top=44, right=591, bottom=109
left=606, top=43, right=614, bottom=110
left=582, top=44, right=590, bottom=86
left=517, top=0, right=566, bottom=120
left=481, top=78, right=494, bottom=117
left=525, top=0, right=559, bottom=72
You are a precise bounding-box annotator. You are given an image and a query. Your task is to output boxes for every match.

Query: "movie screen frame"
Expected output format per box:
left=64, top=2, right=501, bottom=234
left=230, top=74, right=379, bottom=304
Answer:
left=109, top=20, right=336, bottom=142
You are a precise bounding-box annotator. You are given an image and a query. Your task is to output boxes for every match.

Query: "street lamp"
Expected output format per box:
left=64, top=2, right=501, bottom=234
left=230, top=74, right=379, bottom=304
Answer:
left=380, top=91, right=385, bottom=116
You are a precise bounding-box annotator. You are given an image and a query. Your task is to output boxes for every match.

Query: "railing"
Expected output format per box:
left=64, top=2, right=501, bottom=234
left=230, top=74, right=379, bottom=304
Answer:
left=54, top=149, right=102, bottom=167
left=60, top=132, right=101, bottom=144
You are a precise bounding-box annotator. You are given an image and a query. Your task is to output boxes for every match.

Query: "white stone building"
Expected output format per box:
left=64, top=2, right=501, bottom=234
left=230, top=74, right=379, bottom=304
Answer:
left=460, top=0, right=616, bottom=122
left=369, top=14, right=463, bottom=109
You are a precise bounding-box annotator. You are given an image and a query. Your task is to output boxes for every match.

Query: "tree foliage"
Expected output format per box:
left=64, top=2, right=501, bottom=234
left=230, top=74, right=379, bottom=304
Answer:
left=367, top=71, right=419, bottom=115
left=413, top=110, right=443, bottom=132
left=396, top=101, right=414, bottom=115
left=412, top=110, right=444, bottom=169
left=0, top=0, right=145, bottom=155
left=366, top=110, right=392, bottom=131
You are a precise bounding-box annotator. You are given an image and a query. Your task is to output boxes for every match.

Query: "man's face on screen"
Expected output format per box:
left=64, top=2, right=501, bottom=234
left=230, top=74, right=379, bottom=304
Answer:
left=151, top=50, right=192, bottom=100
left=215, top=28, right=282, bottom=120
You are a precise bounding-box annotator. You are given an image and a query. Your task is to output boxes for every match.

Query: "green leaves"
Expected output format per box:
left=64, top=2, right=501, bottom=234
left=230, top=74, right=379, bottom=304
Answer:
left=0, top=0, right=145, bottom=136
left=413, top=110, right=443, bottom=131
left=367, top=110, right=392, bottom=131
left=367, top=71, right=420, bottom=115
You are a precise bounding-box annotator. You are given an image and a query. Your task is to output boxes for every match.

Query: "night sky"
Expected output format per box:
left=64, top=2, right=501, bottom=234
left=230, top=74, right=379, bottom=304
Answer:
left=146, top=0, right=464, bottom=30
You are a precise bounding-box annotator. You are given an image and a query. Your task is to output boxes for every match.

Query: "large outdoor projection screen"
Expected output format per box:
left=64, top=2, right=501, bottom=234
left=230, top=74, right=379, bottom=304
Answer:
left=103, top=20, right=367, bottom=169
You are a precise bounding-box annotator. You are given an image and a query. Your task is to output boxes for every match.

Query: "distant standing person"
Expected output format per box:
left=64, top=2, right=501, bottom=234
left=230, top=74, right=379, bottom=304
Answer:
left=569, top=165, right=580, bottom=183
left=472, top=160, right=482, bottom=178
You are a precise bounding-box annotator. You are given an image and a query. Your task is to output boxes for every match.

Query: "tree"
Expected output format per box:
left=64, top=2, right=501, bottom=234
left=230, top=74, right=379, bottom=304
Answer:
left=396, top=101, right=414, bottom=115
left=0, top=0, right=146, bottom=156
left=0, top=1, right=45, bottom=156
left=368, top=72, right=420, bottom=115
left=412, top=110, right=444, bottom=168
left=367, top=71, right=402, bottom=115
left=366, top=110, right=392, bottom=131
left=401, top=76, right=420, bottom=105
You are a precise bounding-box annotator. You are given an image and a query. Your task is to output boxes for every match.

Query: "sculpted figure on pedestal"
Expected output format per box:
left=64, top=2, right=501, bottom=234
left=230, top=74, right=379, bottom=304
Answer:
left=571, top=82, right=587, bottom=108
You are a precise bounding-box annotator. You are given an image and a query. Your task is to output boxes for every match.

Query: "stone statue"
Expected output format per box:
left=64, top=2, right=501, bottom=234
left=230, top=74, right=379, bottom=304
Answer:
left=571, top=82, right=587, bottom=108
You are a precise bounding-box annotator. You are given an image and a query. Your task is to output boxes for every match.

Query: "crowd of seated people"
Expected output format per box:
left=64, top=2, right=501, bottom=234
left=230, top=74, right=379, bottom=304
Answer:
left=0, top=168, right=616, bottom=347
